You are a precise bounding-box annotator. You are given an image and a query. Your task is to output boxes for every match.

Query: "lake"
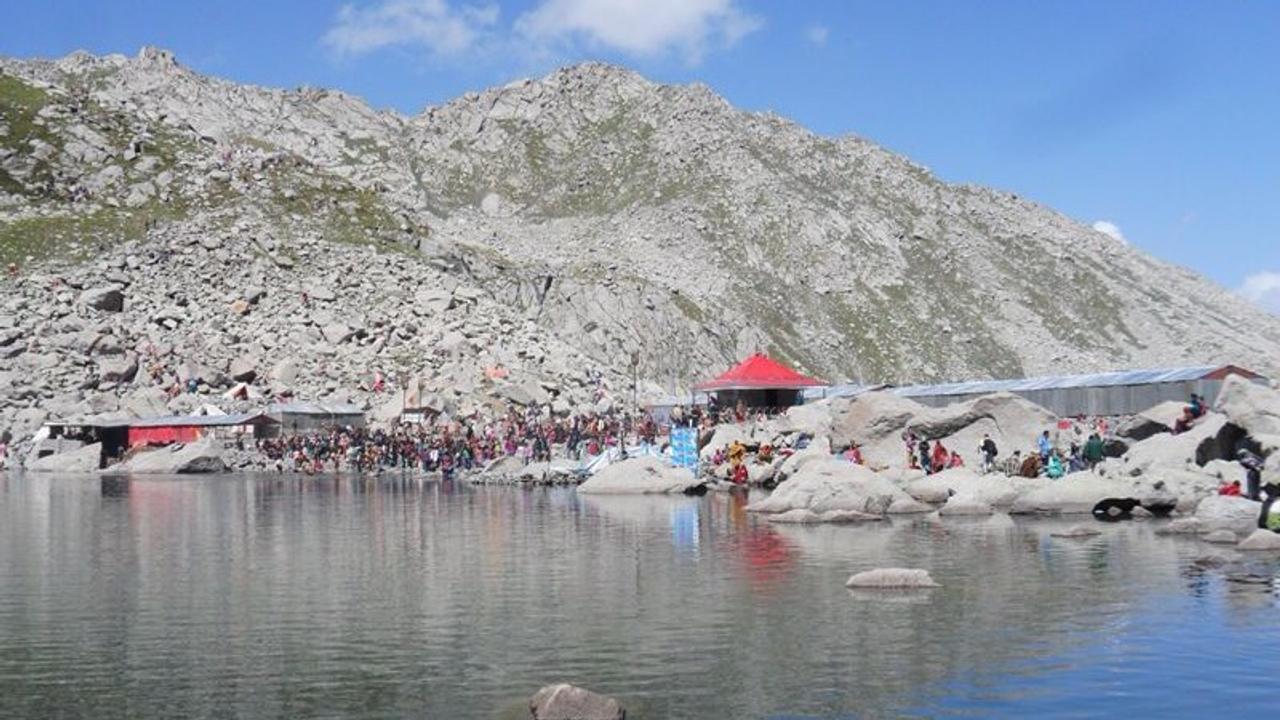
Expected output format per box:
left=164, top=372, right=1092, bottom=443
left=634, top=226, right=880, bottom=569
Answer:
left=1, top=473, right=1277, bottom=719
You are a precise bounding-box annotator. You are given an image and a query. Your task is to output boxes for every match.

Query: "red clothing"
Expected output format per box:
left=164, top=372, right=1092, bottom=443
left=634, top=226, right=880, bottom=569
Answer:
left=931, top=444, right=948, bottom=472
left=1219, top=483, right=1242, bottom=497
left=731, top=463, right=749, bottom=485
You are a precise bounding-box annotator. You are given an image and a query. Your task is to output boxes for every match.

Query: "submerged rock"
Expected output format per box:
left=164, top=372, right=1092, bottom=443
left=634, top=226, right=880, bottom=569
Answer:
left=1155, top=518, right=1207, bottom=535
left=1203, top=529, right=1238, bottom=544
left=845, top=568, right=940, bottom=589
left=529, top=683, right=625, bottom=720
left=1051, top=524, right=1101, bottom=538
left=766, top=508, right=882, bottom=524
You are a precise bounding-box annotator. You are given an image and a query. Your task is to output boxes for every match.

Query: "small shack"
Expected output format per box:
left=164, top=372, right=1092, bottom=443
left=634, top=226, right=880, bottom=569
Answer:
left=126, top=413, right=278, bottom=448
left=267, top=401, right=366, bottom=433
left=695, top=353, right=827, bottom=410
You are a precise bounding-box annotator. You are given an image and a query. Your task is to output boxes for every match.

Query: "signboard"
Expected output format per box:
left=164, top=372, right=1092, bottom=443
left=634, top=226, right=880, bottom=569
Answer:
left=670, top=426, right=699, bottom=476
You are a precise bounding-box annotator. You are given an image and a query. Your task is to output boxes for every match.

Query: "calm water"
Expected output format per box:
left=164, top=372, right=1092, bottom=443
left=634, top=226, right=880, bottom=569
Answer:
left=1, top=474, right=1278, bottom=719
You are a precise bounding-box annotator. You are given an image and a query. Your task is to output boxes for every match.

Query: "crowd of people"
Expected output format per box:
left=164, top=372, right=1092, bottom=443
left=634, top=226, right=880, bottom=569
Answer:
left=255, top=405, right=665, bottom=477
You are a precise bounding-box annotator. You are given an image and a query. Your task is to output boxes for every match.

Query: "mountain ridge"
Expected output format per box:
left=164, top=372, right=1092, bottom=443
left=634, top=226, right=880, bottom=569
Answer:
left=1, top=46, right=1277, bottom=425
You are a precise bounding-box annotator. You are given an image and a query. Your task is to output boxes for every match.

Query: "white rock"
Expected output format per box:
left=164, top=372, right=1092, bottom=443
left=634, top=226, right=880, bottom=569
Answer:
left=747, top=460, right=913, bottom=516
left=1009, top=473, right=1134, bottom=515
left=845, top=568, right=940, bottom=589
left=1193, top=495, right=1261, bottom=533
left=937, top=492, right=995, bottom=516
left=766, top=508, right=882, bottom=524
left=26, top=442, right=102, bottom=473
left=577, top=456, right=700, bottom=495
left=1203, top=529, right=1238, bottom=544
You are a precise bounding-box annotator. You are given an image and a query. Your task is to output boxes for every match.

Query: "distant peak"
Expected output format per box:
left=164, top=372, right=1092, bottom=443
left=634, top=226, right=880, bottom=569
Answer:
left=137, top=46, right=180, bottom=68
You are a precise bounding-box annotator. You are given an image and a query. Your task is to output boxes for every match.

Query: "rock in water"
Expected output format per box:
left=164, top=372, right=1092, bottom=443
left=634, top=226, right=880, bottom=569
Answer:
left=766, top=509, right=882, bottom=524
left=1155, top=518, right=1207, bottom=535
left=577, top=456, right=700, bottom=495
left=1193, top=495, right=1261, bottom=533
left=529, top=683, right=625, bottom=720
left=104, top=439, right=227, bottom=475
left=1237, top=529, right=1280, bottom=551
left=1203, top=529, right=1238, bottom=544
left=845, top=568, right=940, bottom=589
left=1051, top=524, right=1102, bottom=538
left=26, top=442, right=102, bottom=473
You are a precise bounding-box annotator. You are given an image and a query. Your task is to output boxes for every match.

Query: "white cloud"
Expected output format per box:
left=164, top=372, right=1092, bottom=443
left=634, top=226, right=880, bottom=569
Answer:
left=1239, top=271, right=1280, bottom=315
left=515, top=0, right=762, bottom=62
left=1091, top=220, right=1127, bottom=244
left=323, top=0, right=499, bottom=57
left=805, top=25, right=829, bottom=47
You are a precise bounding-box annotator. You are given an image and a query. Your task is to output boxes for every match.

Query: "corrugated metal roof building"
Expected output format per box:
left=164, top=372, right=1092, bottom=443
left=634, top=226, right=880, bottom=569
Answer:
left=266, top=401, right=366, bottom=433
left=806, top=365, right=1265, bottom=417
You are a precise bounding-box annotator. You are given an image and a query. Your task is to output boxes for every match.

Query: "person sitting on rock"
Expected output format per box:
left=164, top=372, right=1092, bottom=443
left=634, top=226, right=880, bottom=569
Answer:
left=1218, top=479, right=1243, bottom=497
left=843, top=443, right=864, bottom=465
left=1189, top=393, right=1205, bottom=418
left=1019, top=452, right=1041, bottom=478
left=947, top=450, right=964, bottom=469
left=1172, top=406, right=1196, bottom=435
left=931, top=441, right=949, bottom=473
left=1044, top=452, right=1065, bottom=479
left=758, top=443, right=774, bottom=464
left=731, top=462, right=749, bottom=485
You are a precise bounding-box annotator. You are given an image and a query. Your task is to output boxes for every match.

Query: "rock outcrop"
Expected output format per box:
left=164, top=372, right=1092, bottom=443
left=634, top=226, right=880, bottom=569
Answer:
left=577, top=456, right=700, bottom=495
left=746, top=460, right=913, bottom=516
left=26, top=442, right=102, bottom=473
left=103, top=439, right=227, bottom=475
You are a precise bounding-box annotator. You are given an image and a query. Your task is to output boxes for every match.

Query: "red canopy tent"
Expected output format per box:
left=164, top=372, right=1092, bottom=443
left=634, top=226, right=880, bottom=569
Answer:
left=695, top=353, right=826, bottom=408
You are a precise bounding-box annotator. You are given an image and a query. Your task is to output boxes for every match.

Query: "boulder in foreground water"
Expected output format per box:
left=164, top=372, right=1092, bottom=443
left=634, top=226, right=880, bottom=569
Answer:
left=1203, top=529, right=1238, bottom=544
left=577, top=456, right=700, bottom=495
left=845, top=568, right=940, bottom=589
left=1193, top=495, right=1260, bottom=533
left=26, top=442, right=102, bottom=473
left=1237, top=529, right=1280, bottom=551
left=529, top=683, right=625, bottom=720
left=104, top=439, right=227, bottom=475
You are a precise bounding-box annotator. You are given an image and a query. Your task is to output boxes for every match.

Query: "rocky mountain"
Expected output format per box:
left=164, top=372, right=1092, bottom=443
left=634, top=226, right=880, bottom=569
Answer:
left=2, top=47, right=1278, bottom=443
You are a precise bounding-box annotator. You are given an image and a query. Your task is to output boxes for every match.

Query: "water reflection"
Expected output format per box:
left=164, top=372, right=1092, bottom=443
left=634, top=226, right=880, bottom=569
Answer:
left=0, top=474, right=1277, bottom=719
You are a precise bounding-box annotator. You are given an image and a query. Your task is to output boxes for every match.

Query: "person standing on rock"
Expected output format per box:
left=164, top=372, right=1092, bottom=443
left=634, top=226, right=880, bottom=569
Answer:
left=1037, top=430, right=1052, bottom=462
left=1084, top=433, right=1105, bottom=470
left=979, top=434, right=998, bottom=474
left=918, top=439, right=932, bottom=475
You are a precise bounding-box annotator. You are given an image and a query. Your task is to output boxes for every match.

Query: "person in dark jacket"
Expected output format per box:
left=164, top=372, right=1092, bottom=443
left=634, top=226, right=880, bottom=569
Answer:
left=1084, top=433, right=1105, bottom=469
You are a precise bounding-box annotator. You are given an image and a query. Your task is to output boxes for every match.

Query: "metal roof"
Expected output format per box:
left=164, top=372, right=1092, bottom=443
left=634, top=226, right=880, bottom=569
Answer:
left=267, top=401, right=365, bottom=416
left=127, top=412, right=277, bottom=428
left=891, top=365, right=1230, bottom=398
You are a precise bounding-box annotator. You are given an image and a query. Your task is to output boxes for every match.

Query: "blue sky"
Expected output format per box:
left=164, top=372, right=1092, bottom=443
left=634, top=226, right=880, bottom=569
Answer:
left=3, top=0, right=1278, bottom=312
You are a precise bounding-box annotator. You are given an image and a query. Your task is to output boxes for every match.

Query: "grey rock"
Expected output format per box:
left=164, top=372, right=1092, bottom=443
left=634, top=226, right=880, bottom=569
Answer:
left=27, top=442, right=102, bottom=473
left=79, top=286, right=124, bottom=312
left=529, top=684, right=625, bottom=720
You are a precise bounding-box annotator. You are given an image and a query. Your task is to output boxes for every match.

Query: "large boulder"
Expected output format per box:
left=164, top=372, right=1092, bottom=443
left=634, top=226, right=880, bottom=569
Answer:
left=98, top=353, right=139, bottom=384
left=937, top=493, right=995, bottom=516
left=828, top=391, right=925, bottom=465
left=577, top=456, right=700, bottom=495
left=903, top=467, right=1020, bottom=507
left=26, top=442, right=102, bottom=473
left=1116, top=413, right=1233, bottom=476
left=698, top=423, right=751, bottom=460
left=1009, top=473, right=1134, bottom=515
left=1116, top=401, right=1183, bottom=441
left=105, top=439, right=227, bottom=475
left=529, top=684, right=624, bottom=720
left=1192, top=495, right=1261, bottom=533
left=1215, top=374, right=1280, bottom=438
left=79, top=286, right=124, bottom=312
left=746, top=460, right=914, bottom=516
